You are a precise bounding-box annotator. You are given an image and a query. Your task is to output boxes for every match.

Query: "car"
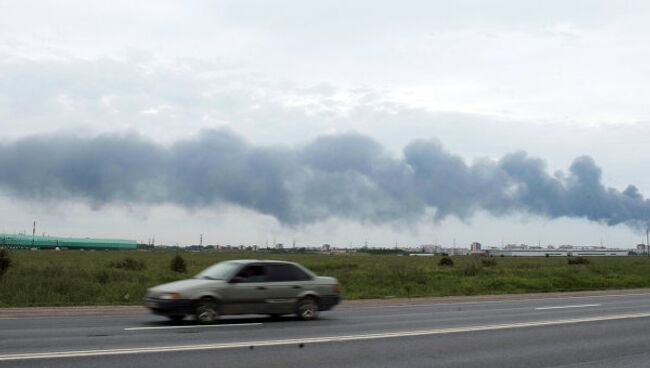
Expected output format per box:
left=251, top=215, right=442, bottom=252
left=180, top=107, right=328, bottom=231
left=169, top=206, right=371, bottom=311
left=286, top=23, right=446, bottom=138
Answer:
left=144, top=259, right=341, bottom=323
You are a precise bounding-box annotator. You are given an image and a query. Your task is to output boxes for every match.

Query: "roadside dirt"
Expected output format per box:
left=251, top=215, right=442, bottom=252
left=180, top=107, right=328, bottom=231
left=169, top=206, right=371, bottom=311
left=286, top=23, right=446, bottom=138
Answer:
left=2, top=288, right=650, bottom=318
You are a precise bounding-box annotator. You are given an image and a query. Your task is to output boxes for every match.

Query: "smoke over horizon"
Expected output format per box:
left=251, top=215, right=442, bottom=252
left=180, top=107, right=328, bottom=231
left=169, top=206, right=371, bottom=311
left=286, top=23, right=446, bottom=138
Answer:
left=0, top=130, right=648, bottom=231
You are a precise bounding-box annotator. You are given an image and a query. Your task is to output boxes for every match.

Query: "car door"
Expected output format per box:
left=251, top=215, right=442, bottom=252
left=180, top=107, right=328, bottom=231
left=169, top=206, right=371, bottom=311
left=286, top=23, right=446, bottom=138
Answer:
left=264, top=263, right=313, bottom=314
left=221, top=264, right=270, bottom=315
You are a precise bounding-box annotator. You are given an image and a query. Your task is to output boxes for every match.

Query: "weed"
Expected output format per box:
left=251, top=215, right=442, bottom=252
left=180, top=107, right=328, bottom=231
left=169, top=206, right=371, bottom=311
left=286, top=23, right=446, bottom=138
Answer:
left=170, top=254, right=187, bottom=273
left=95, top=270, right=110, bottom=284
left=109, top=257, right=145, bottom=271
left=459, top=262, right=482, bottom=276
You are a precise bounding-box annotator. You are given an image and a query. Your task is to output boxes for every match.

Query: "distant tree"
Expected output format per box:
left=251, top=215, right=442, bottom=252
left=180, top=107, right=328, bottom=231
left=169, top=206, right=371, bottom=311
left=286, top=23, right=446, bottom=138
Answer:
left=0, top=248, right=11, bottom=278
left=170, top=254, right=187, bottom=273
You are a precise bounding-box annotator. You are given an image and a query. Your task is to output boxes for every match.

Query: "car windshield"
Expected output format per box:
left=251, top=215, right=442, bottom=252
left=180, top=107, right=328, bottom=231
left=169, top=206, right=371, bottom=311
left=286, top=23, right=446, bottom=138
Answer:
left=195, top=261, right=241, bottom=280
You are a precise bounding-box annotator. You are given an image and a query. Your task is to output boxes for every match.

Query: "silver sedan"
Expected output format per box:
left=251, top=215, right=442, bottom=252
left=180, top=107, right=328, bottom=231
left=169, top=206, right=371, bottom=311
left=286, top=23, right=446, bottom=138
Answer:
left=145, top=259, right=341, bottom=323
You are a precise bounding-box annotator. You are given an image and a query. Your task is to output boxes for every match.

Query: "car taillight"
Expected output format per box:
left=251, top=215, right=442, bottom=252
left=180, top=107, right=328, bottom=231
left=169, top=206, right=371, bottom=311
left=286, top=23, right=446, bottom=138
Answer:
left=333, top=284, right=340, bottom=294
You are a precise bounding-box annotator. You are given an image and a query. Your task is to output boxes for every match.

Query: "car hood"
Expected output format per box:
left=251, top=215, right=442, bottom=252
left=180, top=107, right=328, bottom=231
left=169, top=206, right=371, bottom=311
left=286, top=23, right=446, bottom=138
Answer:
left=148, top=278, right=224, bottom=295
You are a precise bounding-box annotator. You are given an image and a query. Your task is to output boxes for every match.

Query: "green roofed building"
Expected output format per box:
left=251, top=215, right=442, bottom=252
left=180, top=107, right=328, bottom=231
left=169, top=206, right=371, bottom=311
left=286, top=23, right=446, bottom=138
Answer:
left=0, top=233, right=137, bottom=250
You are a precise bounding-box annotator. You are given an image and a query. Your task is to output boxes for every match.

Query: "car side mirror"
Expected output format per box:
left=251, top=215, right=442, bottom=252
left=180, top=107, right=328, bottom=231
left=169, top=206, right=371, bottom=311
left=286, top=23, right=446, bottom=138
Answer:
left=229, top=276, right=244, bottom=284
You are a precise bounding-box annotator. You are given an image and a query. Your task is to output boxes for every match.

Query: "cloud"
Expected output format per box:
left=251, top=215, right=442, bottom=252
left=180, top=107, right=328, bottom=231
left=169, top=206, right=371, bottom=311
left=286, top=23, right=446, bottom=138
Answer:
left=0, top=129, right=648, bottom=230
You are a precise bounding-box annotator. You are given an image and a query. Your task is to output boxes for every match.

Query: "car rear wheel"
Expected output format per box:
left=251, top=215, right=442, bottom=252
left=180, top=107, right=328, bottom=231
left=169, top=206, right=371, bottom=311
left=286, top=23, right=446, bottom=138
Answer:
left=296, top=297, right=319, bottom=321
left=195, top=297, right=219, bottom=324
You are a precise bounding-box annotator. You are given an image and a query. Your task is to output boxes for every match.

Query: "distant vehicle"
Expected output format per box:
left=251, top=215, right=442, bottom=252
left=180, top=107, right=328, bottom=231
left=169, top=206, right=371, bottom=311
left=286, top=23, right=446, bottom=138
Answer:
left=145, top=260, right=341, bottom=323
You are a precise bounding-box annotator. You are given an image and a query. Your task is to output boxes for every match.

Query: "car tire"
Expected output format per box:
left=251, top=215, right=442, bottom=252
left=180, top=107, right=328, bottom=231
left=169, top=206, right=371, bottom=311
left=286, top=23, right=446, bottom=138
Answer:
left=296, top=297, right=319, bottom=321
left=167, top=315, right=186, bottom=322
left=195, top=297, right=220, bottom=324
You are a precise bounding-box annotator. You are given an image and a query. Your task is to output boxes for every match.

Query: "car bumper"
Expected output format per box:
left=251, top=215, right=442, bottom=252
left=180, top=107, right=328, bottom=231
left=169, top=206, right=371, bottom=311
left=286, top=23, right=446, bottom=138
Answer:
left=144, top=297, right=194, bottom=315
left=319, top=295, right=341, bottom=311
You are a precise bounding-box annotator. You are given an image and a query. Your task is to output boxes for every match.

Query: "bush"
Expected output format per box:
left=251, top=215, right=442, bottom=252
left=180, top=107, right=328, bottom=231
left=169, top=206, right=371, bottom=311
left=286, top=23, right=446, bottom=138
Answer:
left=95, top=270, right=110, bottom=284
left=568, top=257, right=590, bottom=265
left=170, top=254, right=187, bottom=273
left=482, top=258, right=497, bottom=267
left=109, top=257, right=145, bottom=271
left=438, top=256, right=454, bottom=267
left=0, top=248, right=11, bottom=278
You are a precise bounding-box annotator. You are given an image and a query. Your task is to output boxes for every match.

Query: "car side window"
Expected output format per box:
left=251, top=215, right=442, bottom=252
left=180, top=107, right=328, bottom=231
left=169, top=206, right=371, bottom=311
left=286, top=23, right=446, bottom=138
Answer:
left=234, top=265, right=267, bottom=283
left=266, top=264, right=312, bottom=282
left=290, top=265, right=312, bottom=281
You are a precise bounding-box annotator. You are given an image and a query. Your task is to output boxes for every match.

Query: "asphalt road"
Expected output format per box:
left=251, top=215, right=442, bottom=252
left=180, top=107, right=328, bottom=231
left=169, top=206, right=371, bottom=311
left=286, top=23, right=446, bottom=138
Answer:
left=3, top=292, right=650, bottom=367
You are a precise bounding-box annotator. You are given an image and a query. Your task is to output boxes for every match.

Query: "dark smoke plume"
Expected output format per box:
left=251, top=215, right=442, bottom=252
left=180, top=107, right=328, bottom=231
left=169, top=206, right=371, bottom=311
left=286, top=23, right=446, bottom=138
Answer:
left=0, top=130, right=648, bottom=229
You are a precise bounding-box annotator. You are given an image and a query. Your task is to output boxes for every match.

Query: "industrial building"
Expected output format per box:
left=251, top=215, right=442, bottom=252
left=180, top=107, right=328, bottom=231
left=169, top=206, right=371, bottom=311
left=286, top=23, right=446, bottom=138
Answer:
left=0, top=233, right=137, bottom=250
left=487, top=247, right=629, bottom=257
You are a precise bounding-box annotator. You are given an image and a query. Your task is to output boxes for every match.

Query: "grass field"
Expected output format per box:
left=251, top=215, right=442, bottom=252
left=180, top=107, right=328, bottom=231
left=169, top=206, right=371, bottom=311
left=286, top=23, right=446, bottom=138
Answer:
left=2, top=250, right=650, bottom=307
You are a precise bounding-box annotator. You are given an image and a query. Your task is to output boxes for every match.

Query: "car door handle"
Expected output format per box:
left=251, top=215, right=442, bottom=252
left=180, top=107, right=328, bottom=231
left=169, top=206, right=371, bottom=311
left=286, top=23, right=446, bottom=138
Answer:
left=257, top=286, right=267, bottom=290
left=292, top=286, right=302, bottom=289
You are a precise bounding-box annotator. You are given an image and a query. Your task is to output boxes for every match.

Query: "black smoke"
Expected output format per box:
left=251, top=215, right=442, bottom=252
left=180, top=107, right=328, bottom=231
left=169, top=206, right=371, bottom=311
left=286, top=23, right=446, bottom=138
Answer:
left=0, top=130, right=648, bottom=229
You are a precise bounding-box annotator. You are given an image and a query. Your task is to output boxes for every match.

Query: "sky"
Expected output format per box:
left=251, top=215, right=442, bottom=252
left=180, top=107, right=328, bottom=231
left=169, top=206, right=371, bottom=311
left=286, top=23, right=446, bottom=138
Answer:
left=1, top=0, right=650, bottom=248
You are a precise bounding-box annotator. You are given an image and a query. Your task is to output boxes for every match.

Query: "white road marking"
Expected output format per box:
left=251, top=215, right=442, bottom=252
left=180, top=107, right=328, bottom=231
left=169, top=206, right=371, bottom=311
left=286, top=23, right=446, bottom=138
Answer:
left=125, top=323, right=263, bottom=331
left=535, top=304, right=602, bottom=310
left=351, top=292, right=650, bottom=310
left=3, top=311, right=650, bottom=361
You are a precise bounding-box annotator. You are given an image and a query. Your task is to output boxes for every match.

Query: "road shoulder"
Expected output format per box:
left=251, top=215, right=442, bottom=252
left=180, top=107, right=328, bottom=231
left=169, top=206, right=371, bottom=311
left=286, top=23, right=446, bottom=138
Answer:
left=2, top=288, right=650, bottom=318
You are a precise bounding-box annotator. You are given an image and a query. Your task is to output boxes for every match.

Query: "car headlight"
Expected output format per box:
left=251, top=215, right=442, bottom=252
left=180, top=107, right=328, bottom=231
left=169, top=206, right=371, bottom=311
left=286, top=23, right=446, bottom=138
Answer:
left=160, top=292, right=181, bottom=300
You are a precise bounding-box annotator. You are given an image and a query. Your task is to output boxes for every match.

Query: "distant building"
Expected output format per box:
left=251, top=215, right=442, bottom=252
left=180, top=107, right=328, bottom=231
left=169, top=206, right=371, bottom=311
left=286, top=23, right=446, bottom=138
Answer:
left=488, top=247, right=629, bottom=257
left=470, top=242, right=487, bottom=256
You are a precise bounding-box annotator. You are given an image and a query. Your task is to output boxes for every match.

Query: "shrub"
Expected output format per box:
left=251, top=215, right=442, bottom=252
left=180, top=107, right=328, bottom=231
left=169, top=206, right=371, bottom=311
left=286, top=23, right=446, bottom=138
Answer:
left=481, top=258, right=497, bottom=267
left=110, top=257, right=145, bottom=271
left=95, top=270, right=110, bottom=284
left=0, top=248, right=11, bottom=278
left=170, top=254, right=187, bottom=273
left=568, top=257, right=590, bottom=265
left=438, top=256, right=454, bottom=267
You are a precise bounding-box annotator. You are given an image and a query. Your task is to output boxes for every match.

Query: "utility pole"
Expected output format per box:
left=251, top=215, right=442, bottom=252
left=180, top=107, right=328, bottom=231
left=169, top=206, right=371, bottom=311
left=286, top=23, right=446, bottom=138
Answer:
left=200, top=234, right=203, bottom=247
left=32, top=221, right=36, bottom=247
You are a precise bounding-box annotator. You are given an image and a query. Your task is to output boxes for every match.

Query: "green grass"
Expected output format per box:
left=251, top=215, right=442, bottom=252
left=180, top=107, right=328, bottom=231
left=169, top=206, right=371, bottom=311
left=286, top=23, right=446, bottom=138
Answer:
left=2, top=250, right=650, bottom=307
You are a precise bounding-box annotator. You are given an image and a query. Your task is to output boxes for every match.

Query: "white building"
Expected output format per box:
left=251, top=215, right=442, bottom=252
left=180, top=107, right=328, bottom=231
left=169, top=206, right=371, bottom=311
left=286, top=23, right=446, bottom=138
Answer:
left=488, top=247, right=629, bottom=257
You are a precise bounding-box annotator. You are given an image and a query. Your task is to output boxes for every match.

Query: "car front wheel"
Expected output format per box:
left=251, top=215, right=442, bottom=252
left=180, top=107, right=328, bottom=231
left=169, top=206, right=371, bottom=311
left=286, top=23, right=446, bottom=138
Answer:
left=296, top=297, right=319, bottom=321
left=195, top=297, right=219, bottom=324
